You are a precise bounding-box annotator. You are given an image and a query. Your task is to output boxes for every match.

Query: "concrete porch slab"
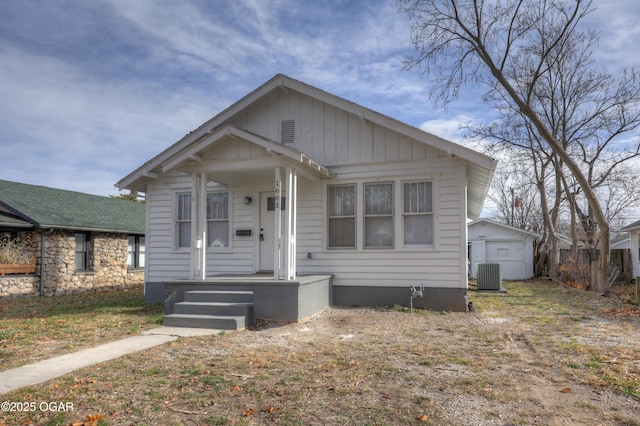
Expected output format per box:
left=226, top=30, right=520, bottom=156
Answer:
left=163, top=274, right=333, bottom=322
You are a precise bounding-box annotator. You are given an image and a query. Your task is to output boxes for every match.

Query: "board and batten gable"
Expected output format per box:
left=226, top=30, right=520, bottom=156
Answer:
left=230, top=87, right=451, bottom=167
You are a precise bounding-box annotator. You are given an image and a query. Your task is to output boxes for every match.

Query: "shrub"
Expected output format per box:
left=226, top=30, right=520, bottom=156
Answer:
left=559, top=256, right=591, bottom=290
left=0, top=235, right=34, bottom=264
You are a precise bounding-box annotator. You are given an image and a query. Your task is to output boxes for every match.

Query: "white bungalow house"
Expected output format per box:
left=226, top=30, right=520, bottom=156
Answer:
left=468, top=219, right=539, bottom=281
left=117, top=74, right=496, bottom=324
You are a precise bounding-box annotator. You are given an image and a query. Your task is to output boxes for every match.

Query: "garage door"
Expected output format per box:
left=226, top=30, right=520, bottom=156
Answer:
left=485, top=241, right=526, bottom=280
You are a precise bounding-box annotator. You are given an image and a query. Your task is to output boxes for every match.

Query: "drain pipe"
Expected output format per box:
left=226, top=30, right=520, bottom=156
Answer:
left=39, top=229, right=53, bottom=296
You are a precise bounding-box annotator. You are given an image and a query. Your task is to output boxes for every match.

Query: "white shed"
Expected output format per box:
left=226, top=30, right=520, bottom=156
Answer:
left=621, top=220, right=640, bottom=280
left=468, top=219, right=538, bottom=281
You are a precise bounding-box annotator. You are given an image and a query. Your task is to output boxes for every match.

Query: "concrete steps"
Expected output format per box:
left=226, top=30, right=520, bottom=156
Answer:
left=163, top=290, right=255, bottom=330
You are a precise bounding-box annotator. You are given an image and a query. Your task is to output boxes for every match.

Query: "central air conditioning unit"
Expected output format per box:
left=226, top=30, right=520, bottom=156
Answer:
left=477, top=263, right=504, bottom=291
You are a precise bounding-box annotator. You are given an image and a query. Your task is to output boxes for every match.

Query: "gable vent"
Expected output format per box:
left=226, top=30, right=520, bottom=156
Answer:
left=281, top=119, right=295, bottom=144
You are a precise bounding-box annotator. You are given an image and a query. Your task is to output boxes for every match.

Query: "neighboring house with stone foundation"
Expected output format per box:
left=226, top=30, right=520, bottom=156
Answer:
left=0, top=179, right=145, bottom=298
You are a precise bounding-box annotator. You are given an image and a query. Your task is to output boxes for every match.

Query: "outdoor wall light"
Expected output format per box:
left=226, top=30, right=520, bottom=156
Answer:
left=244, top=196, right=252, bottom=205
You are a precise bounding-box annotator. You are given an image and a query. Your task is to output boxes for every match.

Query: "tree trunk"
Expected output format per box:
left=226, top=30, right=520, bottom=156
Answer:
left=485, top=65, right=611, bottom=294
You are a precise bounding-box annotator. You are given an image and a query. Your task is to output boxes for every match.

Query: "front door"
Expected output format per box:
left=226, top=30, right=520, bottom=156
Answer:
left=260, top=192, right=286, bottom=271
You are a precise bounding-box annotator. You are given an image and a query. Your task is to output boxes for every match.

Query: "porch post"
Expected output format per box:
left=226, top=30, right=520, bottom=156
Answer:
left=198, top=172, right=207, bottom=280
left=190, top=174, right=198, bottom=279
left=286, top=167, right=297, bottom=280
left=274, top=167, right=282, bottom=279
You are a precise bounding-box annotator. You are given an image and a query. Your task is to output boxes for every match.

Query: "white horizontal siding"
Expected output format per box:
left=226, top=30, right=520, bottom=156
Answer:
left=296, top=161, right=467, bottom=289
left=146, top=176, right=191, bottom=281
left=145, top=148, right=468, bottom=290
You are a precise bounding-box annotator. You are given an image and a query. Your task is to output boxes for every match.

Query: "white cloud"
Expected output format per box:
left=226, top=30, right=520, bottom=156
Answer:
left=0, top=0, right=637, bottom=200
left=418, top=115, right=483, bottom=144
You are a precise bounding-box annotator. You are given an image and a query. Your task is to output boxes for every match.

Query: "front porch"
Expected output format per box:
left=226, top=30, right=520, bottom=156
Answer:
left=163, top=274, right=333, bottom=328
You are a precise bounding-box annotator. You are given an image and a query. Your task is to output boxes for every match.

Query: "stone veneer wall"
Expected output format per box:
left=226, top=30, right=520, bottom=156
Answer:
left=0, top=230, right=144, bottom=298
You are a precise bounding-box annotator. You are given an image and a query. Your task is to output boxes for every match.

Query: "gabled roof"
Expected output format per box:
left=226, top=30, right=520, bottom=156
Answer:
left=468, top=218, right=541, bottom=239
left=0, top=179, right=145, bottom=233
left=117, top=73, right=497, bottom=219
left=611, top=235, right=630, bottom=249
left=621, top=219, right=640, bottom=232
left=160, top=124, right=335, bottom=183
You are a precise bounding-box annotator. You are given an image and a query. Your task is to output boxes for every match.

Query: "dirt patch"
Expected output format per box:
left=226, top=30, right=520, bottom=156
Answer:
left=2, top=282, right=639, bottom=425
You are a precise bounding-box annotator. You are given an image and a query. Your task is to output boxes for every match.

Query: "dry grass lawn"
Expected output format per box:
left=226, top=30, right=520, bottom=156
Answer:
left=1, top=281, right=639, bottom=425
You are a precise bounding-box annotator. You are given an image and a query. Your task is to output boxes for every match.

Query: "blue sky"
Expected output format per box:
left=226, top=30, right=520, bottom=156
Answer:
left=0, top=0, right=638, bottom=204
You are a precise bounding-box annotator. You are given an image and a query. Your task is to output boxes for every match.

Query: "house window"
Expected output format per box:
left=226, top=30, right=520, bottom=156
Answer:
left=207, top=192, right=229, bottom=247
left=327, top=184, right=356, bottom=248
left=177, top=193, right=191, bottom=248
left=127, top=235, right=145, bottom=268
left=267, top=197, right=286, bottom=211
left=403, top=182, right=433, bottom=245
left=74, top=232, right=92, bottom=270
left=364, top=182, right=394, bottom=248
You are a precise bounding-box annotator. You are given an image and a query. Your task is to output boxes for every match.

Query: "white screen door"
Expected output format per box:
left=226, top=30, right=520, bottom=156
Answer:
left=260, top=192, right=286, bottom=271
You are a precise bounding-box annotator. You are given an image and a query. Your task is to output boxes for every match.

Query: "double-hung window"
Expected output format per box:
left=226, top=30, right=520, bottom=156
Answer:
left=207, top=192, right=229, bottom=247
left=74, top=232, right=92, bottom=270
left=364, top=182, right=394, bottom=248
left=127, top=235, right=145, bottom=268
left=403, top=181, right=433, bottom=245
left=177, top=193, right=192, bottom=248
left=327, top=184, right=356, bottom=248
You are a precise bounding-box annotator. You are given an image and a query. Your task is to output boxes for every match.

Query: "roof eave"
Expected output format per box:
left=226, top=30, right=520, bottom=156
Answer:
left=38, top=224, right=144, bottom=234
left=0, top=201, right=40, bottom=228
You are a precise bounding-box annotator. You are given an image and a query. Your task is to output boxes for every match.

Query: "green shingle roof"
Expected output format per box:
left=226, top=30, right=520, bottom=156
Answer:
left=0, top=180, right=145, bottom=234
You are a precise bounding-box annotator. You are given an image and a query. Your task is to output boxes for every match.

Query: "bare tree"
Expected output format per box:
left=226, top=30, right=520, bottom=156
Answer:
left=399, top=0, right=640, bottom=293
left=468, top=115, right=565, bottom=280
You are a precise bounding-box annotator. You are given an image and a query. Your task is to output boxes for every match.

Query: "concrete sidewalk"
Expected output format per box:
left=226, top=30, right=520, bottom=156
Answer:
left=0, top=327, right=222, bottom=394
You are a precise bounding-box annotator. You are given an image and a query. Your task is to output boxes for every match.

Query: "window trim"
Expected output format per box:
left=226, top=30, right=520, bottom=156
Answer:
left=327, top=183, right=357, bottom=249
left=324, top=177, right=438, bottom=252
left=206, top=191, right=230, bottom=248
left=402, top=180, right=435, bottom=248
left=176, top=192, right=192, bottom=250
left=127, top=234, right=145, bottom=269
left=174, top=190, right=232, bottom=252
left=363, top=181, right=394, bottom=249
left=74, top=232, right=92, bottom=271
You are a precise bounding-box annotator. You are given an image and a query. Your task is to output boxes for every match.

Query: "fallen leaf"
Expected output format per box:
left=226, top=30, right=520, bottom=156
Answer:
left=71, top=414, right=106, bottom=426
left=417, top=414, right=429, bottom=422
left=264, top=405, right=280, bottom=413
left=560, top=387, right=572, bottom=393
left=242, top=408, right=254, bottom=417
